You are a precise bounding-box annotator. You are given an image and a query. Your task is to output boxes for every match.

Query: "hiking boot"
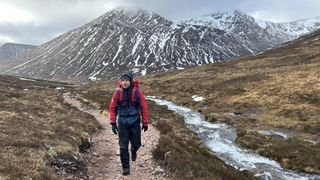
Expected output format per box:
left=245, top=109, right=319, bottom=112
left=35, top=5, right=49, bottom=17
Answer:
left=122, top=167, right=130, bottom=176
left=131, top=151, right=137, bottom=161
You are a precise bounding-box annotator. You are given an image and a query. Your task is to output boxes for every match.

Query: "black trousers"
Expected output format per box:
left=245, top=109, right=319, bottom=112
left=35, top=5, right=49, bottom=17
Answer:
left=118, top=120, right=141, bottom=168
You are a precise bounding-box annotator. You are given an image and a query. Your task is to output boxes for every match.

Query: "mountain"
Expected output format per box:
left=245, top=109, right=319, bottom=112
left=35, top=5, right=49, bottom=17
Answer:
left=182, top=10, right=320, bottom=45
left=257, top=17, right=320, bottom=41
left=0, top=43, right=37, bottom=61
left=0, top=9, right=319, bottom=83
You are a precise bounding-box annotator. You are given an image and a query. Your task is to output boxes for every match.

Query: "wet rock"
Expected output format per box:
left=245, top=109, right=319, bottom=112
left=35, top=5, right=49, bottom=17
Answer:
left=152, top=166, right=165, bottom=174
left=79, top=137, right=92, bottom=153
left=164, top=151, right=172, bottom=165
left=50, top=154, right=86, bottom=173
left=66, top=175, right=74, bottom=180
left=0, top=165, right=5, bottom=171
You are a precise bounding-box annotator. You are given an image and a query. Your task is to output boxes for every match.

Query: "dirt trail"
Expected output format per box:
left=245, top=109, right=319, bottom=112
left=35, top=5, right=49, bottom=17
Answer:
left=63, top=93, right=168, bottom=180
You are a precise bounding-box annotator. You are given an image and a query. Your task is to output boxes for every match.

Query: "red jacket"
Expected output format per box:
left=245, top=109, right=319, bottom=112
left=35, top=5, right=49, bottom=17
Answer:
left=109, top=79, right=148, bottom=126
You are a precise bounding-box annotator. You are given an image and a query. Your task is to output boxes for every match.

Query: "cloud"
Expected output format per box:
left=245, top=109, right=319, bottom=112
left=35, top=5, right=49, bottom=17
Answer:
left=0, top=21, right=65, bottom=46
left=0, top=0, right=123, bottom=45
left=241, top=0, right=320, bottom=22
left=0, top=2, right=35, bottom=23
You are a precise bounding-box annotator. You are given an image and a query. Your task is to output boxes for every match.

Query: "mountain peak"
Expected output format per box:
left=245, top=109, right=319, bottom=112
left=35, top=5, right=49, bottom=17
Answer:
left=104, top=7, right=163, bottom=20
left=232, top=9, right=247, bottom=16
left=180, top=9, right=255, bottom=31
left=202, top=9, right=251, bottom=19
left=107, top=7, right=146, bottom=16
left=100, top=7, right=172, bottom=27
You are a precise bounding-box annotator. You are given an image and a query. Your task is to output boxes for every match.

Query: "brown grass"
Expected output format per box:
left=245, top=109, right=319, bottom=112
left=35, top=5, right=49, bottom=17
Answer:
left=0, top=75, right=101, bottom=179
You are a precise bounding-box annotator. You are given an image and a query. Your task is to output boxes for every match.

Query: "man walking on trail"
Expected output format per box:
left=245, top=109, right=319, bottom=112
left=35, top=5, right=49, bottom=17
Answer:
left=109, top=71, right=149, bottom=176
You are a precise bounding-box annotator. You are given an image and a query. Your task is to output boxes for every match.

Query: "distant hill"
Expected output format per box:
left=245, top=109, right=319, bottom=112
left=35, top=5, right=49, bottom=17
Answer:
left=0, top=43, right=37, bottom=61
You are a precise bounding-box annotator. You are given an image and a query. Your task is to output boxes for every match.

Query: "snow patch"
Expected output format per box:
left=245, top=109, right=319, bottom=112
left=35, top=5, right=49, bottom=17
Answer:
left=111, top=35, right=124, bottom=62
left=258, top=130, right=288, bottom=139
left=132, top=68, right=140, bottom=74
left=88, top=76, right=98, bottom=81
left=19, top=77, right=36, bottom=82
left=132, top=33, right=143, bottom=55
left=141, top=69, right=147, bottom=76
left=192, top=95, right=204, bottom=102
left=159, top=33, right=171, bottom=49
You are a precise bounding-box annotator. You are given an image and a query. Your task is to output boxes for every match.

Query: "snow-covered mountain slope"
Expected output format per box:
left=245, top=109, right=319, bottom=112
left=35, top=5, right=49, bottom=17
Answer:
left=182, top=10, right=320, bottom=42
left=0, top=43, right=37, bottom=61
left=0, top=9, right=319, bottom=83
left=257, top=17, right=320, bottom=40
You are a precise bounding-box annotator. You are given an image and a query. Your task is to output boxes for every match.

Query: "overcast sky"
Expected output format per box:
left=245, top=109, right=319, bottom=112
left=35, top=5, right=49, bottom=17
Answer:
left=1, top=0, right=320, bottom=46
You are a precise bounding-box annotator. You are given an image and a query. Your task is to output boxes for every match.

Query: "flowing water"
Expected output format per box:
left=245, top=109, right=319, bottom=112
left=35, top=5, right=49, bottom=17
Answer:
left=147, top=97, right=320, bottom=180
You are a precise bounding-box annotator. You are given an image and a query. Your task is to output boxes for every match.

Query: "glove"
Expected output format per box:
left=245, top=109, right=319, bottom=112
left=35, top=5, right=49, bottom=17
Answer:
left=111, top=123, right=118, bottom=134
left=142, top=124, right=148, bottom=132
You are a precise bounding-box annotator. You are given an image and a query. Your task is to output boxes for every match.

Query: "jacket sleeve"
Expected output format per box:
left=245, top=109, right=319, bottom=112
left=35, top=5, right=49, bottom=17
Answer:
left=138, top=90, right=149, bottom=126
left=109, top=91, right=118, bottom=124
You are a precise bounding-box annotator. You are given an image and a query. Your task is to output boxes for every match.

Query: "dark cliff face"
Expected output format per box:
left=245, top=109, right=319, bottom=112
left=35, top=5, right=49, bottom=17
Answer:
left=1, top=9, right=319, bottom=83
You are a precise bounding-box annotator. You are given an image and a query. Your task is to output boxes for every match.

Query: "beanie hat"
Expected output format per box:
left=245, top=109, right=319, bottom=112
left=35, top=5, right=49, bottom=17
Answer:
left=120, top=71, right=133, bottom=82
left=121, top=75, right=130, bottom=81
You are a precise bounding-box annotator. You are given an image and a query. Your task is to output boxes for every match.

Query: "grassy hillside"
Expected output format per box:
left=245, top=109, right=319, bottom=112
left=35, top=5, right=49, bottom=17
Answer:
left=0, top=75, right=101, bottom=179
left=84, top=30, right=320, bottom=175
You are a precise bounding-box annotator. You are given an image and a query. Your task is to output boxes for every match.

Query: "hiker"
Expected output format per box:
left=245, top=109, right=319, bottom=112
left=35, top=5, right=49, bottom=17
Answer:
left=109, top=71, right=149, bottom=176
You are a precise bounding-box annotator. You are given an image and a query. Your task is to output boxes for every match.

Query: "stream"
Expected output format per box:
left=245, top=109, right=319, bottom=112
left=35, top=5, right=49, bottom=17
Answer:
left=147, top=97, right=320, bottom=180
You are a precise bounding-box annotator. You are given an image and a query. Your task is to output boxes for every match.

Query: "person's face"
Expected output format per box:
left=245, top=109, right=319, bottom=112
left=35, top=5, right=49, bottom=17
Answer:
left=121, top=79, right=130, bottom=89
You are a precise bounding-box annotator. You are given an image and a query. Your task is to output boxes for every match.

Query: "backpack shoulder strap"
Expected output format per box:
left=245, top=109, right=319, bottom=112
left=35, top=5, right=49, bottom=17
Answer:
left=131, top=87, right=139, bottom=105
left=116, top=88, right=123, bottom=105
